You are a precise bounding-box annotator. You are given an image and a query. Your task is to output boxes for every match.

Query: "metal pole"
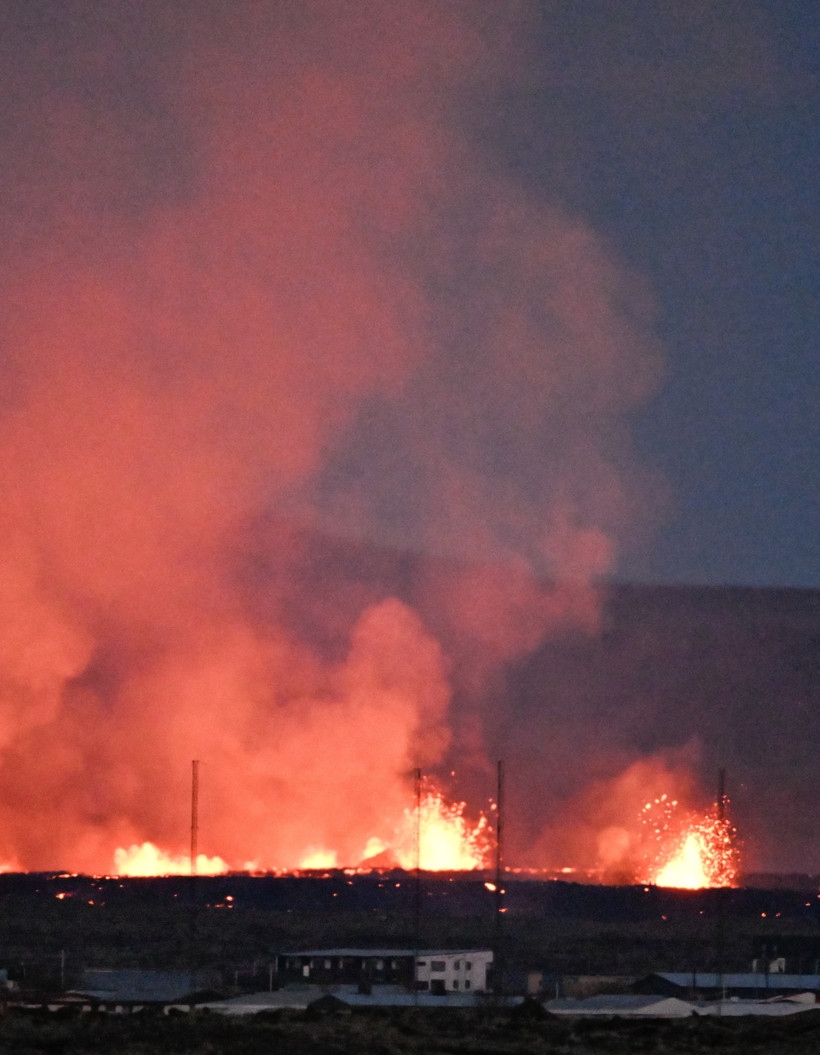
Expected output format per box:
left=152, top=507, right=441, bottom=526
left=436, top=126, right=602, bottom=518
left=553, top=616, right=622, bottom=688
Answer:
left=415, top=773, right=422, bottom=926
left=414, top=768, right=422, bottom=1002
left=190, top=759, right=200, bottom=876
left=494, top=760, right=504, bottom=997
left=715, top=767, right=727, bottom=1008
left=189, top=760, right=200, bottom=1006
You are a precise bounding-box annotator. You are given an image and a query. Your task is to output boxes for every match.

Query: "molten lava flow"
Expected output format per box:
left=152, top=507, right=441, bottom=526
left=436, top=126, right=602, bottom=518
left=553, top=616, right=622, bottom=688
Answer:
left=109, top=783, right=492, bottom=876
left=311, top=785, right=490, bottom=873
left=639, top=794, right=738, bottom=889
left=111, top=784, right=489, bottom=876
left=113, top=842, right=228, bottom=877
left=404, top=789, right=490, bottom=871
left=364, top=786, right=489, bottom=871
left=299, top=849, right=339, bottom=870
left=654, top=832, right=710, bottom=888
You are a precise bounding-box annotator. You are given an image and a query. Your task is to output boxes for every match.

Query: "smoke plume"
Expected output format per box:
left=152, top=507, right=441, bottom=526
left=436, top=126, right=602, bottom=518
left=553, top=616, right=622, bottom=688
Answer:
left=0, top=1, right=662, bottom=872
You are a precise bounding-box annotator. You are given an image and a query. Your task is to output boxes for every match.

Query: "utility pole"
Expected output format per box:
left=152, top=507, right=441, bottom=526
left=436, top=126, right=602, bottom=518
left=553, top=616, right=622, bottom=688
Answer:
left=494, top=760, right=505, bottom=998
left=716, top=767, right=727, bottom=1010
left=414, top=767, right=422, bottom=936
left=189, top=759, right=200, bottom=1006
left=190, top=759, right=200, bottom=876
left=414, top=768, right=422, bottom=1002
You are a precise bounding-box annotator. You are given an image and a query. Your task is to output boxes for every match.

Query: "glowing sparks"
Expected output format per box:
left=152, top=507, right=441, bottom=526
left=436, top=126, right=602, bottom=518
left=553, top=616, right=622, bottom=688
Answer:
left=395, top=787, right=490, bottom=871
left=638, top=795, right=738, bottom=889
left=113, top=841, right=228, bottom=877
left=297, top=785, right=490, bottom=873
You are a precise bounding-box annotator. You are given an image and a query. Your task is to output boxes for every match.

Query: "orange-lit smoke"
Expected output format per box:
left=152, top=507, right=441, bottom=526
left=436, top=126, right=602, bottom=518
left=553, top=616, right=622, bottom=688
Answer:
left=534, top=753, right=739, bottom=887
left=113, top=783, right=489, bottom=877
left=637, top=793, right=738, bottom=889
left=0, top=3, right=662, bottom=873
left=358, top=785, right=490, bottom=872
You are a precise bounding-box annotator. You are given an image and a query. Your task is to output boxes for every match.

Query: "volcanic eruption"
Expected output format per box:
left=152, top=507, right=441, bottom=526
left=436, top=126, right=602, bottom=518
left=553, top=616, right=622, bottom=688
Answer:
left=0, top=1, right=668, bottom=877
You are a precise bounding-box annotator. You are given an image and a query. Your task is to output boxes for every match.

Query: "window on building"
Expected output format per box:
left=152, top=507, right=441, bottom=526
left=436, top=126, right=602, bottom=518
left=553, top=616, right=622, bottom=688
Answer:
left=453, top=980, right=459, bottom=989
left=465, top=980, right=471, bottom=990
left=454, top=960, right=461, bottom=969
left=416, top=961, right=427, bottom=967
left=466, top=961, right=472, bottom=969
left=431, top=961, right=446, bottom=972
left=417, top=980, right=429, bottom=990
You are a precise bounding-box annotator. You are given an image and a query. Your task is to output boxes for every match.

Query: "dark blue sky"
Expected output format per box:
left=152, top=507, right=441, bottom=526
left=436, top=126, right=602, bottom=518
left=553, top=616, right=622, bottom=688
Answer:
left=505, top=1, right=819, bottom=588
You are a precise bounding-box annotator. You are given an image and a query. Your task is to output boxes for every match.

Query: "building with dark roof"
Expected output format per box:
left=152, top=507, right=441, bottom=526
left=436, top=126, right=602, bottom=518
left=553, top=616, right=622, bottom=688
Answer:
left=277, top=948, right=492, bottom=993
left=68, top=968, right=221, bottom=1010
left=635, top=972, right=820, bottom=1001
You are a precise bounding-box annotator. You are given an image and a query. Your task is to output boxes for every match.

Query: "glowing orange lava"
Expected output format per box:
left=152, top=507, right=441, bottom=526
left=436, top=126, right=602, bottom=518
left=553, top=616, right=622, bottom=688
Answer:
left=394, top=788, right=490, bottom=871
left=112, top=785, right=489, bottom=876
left=639, top=794, right=738, bottom=889
left=654, top=832, right=710, bottom=888
left=303, top=786, right=491, bottom=872
left=113, top=842, right=229, bottom=877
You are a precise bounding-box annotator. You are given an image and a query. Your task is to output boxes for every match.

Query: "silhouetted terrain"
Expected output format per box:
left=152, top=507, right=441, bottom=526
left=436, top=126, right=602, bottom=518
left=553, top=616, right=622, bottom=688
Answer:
left=4, top=1005, right=820, bottom=1055
left=4, top=871, right=820, bottom=1052
left=3, top=872, right=820, bottom=989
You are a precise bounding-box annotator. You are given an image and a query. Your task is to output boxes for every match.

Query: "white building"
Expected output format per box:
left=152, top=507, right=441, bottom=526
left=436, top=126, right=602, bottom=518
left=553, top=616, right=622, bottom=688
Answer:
left=414, top=951, right=493, bottom=994
left=278, top=948, right=493, bottom=993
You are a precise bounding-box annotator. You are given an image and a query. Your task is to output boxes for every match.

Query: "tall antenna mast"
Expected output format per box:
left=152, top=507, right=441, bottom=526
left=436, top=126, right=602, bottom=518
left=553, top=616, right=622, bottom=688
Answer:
left=190, top=759, right=200, bottom=876
left=494, top=759, right=505, bottom=995
left=715, top=766, right=728, bottom=994
left=414, top=767, right=422, bottom=1001
left=414, top=769, right=422, bottom=937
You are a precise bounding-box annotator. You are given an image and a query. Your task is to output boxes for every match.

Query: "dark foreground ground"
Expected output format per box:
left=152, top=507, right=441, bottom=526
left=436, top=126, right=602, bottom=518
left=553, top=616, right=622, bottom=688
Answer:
left=4, top=870, right=820, bottom=987
left=4, top=1006, right=820, bottom=1055
left=4, top=871, right=820, bottom=1054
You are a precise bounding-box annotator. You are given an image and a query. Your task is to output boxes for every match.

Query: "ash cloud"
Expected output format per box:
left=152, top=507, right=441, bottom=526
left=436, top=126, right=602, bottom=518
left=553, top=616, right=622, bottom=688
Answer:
left=0, top=1, right=665, bottom=871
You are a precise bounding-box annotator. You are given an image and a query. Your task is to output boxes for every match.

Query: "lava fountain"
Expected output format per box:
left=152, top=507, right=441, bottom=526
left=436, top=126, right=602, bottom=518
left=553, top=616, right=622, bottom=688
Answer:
left=363, top=786, right=491, bottom=872
left=113, top=781, right=490, bottom=876
left=639, top=794, right=738, bottom=889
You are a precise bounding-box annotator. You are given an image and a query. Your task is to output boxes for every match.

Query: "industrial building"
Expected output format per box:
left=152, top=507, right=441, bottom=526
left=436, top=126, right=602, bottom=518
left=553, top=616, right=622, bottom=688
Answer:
left=277, top=948, right=493, bottom=993
left=635, top=971, right=820, bottom=1001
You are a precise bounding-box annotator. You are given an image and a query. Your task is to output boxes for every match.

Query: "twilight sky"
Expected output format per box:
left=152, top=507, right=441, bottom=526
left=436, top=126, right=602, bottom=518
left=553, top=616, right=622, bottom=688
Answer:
left=501, top=1, right=819, bottom=590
